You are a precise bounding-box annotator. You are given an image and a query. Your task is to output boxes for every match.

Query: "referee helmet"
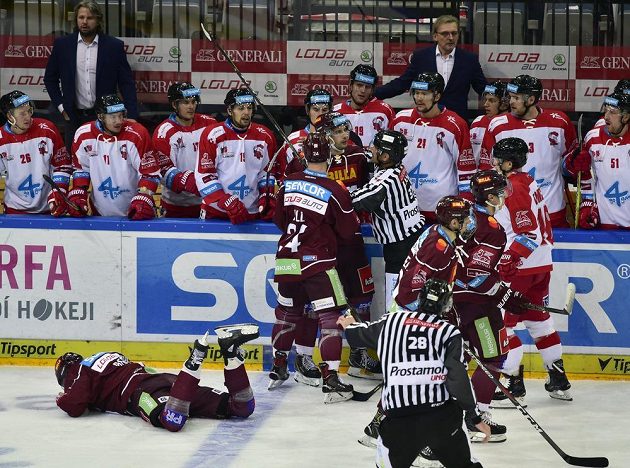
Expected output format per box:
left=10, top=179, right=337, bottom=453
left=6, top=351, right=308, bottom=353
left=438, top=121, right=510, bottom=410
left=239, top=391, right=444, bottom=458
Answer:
left=418, top=278, right=453, bottom=317
left=373, top=129, right=407, bottom=164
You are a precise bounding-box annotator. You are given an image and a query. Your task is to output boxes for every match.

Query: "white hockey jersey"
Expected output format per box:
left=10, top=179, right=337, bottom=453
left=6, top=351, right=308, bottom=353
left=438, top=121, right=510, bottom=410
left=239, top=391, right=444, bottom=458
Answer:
left=481, top=108, right=577, bottom=223
left=470, top=114, right=493, bottom=168
left=0, top=118, right=70, bottom=213
left=72, top=121, right=154, bottom=216
left=577, top=126, right=630, bottom=228
left=272, top=127, right=308, bottom=184
left=392, top=107, right=475, bottom=214
left=333, top=98, right=395, bottom=147
left=152, top=113, right=216, bottom=207
left=196, top=121, right=276, bottom=214
left=493, top=171, right=553, bottom=275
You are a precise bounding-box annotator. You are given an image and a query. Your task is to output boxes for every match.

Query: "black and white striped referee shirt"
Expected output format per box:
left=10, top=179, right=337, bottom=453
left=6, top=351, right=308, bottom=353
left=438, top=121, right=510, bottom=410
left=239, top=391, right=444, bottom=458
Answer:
left=351, top=164, right=423, bottom=244
left=345, top=311, right=478, bottom=418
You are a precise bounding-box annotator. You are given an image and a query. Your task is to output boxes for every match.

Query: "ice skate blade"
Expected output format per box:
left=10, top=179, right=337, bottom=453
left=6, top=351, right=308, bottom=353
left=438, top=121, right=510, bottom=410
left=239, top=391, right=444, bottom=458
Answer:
left=411, top=455, right=444, bottom=468
left=548, top=389, right=573, bottom=401
left=469, top=432, right=507, bottom=443
left=347, top=366, right=383, bottom=381
left=293, top=372, right=321, bottom=387
left=214, top=323, right=259, bottom=339
left=490, top=396, right=527, bottom=409
left=357, top=435, right=377, bottom=449
left=268, top=378, right=288, bottom=390
left=323, top=391, right=353, bottom=404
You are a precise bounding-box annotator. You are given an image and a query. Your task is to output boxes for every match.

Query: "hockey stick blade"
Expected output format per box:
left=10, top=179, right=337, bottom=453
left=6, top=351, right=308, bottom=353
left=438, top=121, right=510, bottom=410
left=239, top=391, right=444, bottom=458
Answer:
left=352, top=382, right=383, bottom=402
left=43, top=174, right=86, bottom=215
left=464, top=344, right=609, bottom=467
left=525, top=283, right=576, bottom=316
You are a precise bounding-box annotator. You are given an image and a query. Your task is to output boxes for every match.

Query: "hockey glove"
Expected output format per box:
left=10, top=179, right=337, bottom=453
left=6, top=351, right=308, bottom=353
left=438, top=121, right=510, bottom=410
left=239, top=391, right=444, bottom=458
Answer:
left=357, top=210, right=372, bottom=224
left=578, top=199, right=599, bottom=230
left=258, top=190, right=276, bottom=221
left=47, top=187, right=69, bottom=217
left=127, top=193, right=156, bottom=220
left=563, top=151, right=591, bottom=179
left=218, top=194, right=249, bottom=225
left=498, top=249, right=521, bottom=283
left=66, top=188, right=89, bottom=217
left=165, top=169, right=198, bottom=195
left=494, top=283, right=530, bottom=314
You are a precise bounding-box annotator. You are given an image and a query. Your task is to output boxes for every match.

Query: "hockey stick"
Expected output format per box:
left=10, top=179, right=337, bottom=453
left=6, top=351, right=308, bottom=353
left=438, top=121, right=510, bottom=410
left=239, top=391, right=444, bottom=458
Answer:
left=43, top=174, right=86, bottom=215
left=352, top=382, right=383, bottom=402
left=464, top=344, right=609, bottom=467
left=524, top=283, right=576, bottom=316
left=573, top=114, right=584, bottom=229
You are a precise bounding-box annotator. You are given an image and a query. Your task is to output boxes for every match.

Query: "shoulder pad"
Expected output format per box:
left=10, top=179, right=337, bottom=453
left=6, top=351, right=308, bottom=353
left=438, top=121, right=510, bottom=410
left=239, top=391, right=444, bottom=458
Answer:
left=396, top=108, right=414, bottom=118
left=487, top=114, right=509, bottom=132
left=208, top=125, right=226, bottom=142
left=156, top=121, right=174, bottom=139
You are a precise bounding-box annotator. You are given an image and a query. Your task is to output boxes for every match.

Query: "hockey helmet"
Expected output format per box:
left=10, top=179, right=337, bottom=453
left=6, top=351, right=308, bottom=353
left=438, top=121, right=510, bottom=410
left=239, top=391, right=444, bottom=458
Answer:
left=0, top=90, right=33, bottom=116
left=507, top=75, right=543, bottom=100
left=95, top=94, right=126, bottom=115
left=410, top=72, right=445, bottom=95
left=373, top=129, right=408, bottom=164
left=603, top=92, right=630, bottom=114
left=302, top=131, right=330, bottom=163
left=483, top=81, right=508, bottom=101
left=614, top=79, right=630, bottom=95
left=55, top=352, right=83, bottom=387
left=224, top=88, right=257, bottom=110
left=304, top=89, right=333, bottom=108
left=418, top=278, right=453, bottom=317
left=493, top=137, right=529, bottom=169
left=470, top=170, right=508, bottom=203
left=435, top=196, right=472, bottom=226
left=167, top=82, right=201, bottom=104
left=350, top=64, right=378, bottom=86
left=314, top=112, right=352, bottom=134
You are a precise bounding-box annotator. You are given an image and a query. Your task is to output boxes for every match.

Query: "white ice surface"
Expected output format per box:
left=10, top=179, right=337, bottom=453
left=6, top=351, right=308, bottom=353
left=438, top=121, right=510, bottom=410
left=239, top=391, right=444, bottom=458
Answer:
left=0, top=367, right=627, bottom=468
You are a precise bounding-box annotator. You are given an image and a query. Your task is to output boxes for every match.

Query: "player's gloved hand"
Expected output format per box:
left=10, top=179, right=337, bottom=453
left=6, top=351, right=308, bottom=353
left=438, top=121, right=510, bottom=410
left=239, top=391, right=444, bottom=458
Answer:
left=127, top=193, right=156, bottom=220
left=258, top=190, right=276, bottom=221
left=498, top=249, right=521, bottom=282
left=494, top=283, right=530, bottom=314
left=166, top=169, right=198, bottom=195
left=578, top=199, right=599, bottom=230
left=357, top=210, right=371, bottom=224
left=218, top=193, right=249, bottom=225
left=563, top=151, right=591, bottom=179
left=47, top=188, right=69, bottom=217
left=67, top=188, right=89, bottom=217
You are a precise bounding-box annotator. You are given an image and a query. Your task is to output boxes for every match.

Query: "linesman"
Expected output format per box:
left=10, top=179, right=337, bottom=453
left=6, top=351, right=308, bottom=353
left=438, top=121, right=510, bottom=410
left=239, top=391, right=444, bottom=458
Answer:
left=339, top=278, right=489, bottom=468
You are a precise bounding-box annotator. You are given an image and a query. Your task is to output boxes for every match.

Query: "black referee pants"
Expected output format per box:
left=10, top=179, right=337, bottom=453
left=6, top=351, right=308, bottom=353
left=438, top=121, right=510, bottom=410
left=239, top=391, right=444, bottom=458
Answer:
left=377, top=401, right=482, bottom=468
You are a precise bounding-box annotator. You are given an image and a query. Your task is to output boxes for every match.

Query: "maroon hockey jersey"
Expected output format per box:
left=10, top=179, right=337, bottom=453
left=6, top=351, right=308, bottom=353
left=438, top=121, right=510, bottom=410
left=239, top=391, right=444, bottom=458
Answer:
left=274, top=168, right=360, bottom=282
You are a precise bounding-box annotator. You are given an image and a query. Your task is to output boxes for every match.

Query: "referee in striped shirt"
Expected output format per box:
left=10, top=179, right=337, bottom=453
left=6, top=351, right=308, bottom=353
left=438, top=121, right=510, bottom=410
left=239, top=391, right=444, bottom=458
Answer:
left=351, top=130, right=425, bottom=311
left=338, top=279, right=490, bottom=468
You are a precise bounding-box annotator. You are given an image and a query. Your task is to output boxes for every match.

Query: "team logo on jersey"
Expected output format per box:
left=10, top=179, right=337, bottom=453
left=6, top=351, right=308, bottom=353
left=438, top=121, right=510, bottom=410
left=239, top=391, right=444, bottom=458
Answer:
left=175, top=136, right=185, bottom=149
left=120, top=144, right=128, bottom=160
left=372, top=116, right=385, bottom=131
left=410, top=270, right=427, bottom=289
left=83, top=144, right=97, bottom=157
left=435, top=131, right=445, bottom=148
left=471, top=249, right=493, bottom=268
left=200, top=153, right=214, bottom=170
left=220, top=145, right=234, bottom=159
left=548, top=131, right=559, bottom=146
left=515, top=210, right=533, bottom=228
left=253, top=144, right=265, bottom=160
left=37, top=140, right=47, bottom=155
left=0, top=151, right=12, bottom=161
left=592, top=149, right=603, bottom=162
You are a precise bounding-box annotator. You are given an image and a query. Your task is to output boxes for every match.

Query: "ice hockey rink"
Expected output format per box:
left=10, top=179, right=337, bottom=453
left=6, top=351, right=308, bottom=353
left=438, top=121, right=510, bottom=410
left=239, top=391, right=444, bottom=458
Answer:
left=0, top=367, right=627, bottom=468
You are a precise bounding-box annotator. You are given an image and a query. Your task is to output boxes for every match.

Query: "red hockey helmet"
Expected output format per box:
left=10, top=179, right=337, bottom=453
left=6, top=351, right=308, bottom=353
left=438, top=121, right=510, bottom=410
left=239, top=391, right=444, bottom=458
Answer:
left=55, top=352, right=83, bottom=387
left=302, top=132, right=330, bottom=163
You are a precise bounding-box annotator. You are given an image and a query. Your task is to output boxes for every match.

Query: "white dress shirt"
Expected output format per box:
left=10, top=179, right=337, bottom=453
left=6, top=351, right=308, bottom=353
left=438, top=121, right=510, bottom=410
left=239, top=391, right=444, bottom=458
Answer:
left=435, top=45, right=455, bottom=87
left=75, top=34, right=99, bottom=110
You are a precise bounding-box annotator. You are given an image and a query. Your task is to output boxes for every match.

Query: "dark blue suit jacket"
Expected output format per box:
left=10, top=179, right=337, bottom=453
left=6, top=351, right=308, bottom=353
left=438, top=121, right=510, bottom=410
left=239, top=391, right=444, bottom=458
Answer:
left=44, top=32, right=138, bottom=121
left=374, top=46, right=487, bottom=118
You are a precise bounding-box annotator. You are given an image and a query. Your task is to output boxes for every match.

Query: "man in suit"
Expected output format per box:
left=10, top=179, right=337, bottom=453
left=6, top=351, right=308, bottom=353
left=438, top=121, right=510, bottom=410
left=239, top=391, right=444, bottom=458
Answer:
left=44, top=0, right=138, bottom=150
left=374, top=15, right=487, bottom=119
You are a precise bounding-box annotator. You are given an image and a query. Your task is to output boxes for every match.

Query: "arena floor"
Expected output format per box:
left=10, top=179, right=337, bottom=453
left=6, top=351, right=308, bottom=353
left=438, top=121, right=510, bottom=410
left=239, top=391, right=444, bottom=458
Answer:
left=0, top=367, right=627, bottom=468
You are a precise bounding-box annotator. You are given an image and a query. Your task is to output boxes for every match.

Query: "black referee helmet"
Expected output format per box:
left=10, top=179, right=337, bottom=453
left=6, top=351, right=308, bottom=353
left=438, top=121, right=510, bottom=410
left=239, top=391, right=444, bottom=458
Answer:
left=418, top=278, right=453, bottom=317
left=373, top=129, right=407, bottom=164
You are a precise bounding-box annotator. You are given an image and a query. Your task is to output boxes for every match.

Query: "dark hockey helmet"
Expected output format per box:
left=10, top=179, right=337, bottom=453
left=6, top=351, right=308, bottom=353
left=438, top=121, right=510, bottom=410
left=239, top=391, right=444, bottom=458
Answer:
left=373, top=129, right=408, bottom=164
left=603, top=92, right=630, bottom=114
left=304, top=89, right=333, bottom=108
left=418, top=278, right=453, bottom=317
left=470, top=170, right=508, bottom=203
left=483, top=81, right=508, bottom=101
left=167, top=82, right=201, bottom=104
left=303, top=131, right=331, bottom=163
left=614, top=79, right=630, bottom=95
left=507, top=75, right=543, bottom=100
left=224, top=88, right=257, bottom=111
left=493, top=137, right=529, bottom=169
left=350, top=64, right=378, bottom=86
left=0, top=90, right=33, bottom=116
left=95, top=94, right=126, bottom=115
left=55, top=352, right=83, bottom=387
left=410, top=72, right=445, bottom=95
left=314, top=111, right=352, bottom=134
left=435, top=195, right=472, bottom=226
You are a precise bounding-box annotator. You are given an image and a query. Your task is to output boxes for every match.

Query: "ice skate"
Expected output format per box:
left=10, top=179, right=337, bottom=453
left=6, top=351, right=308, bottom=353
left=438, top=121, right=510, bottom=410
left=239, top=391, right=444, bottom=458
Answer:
left=545, top=359, right=572, bottom=401
left=214, top=323, right=259, bottom=365
left=320, top=363, right=354, bottom=404
left=294, top=354, right=321, bottom=387
left=357, top=408, right=384, bottom=448
left=412, top=447, right=444, bottom=468
left=491, top=364, right=527, bottom=408
left=465, top=411, right=507, bottom=443
left=347, top=348, right=383, bottom=380
left=184, top=332, right=210, bottom=371
left=268, top=351, right=290, bottom=390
